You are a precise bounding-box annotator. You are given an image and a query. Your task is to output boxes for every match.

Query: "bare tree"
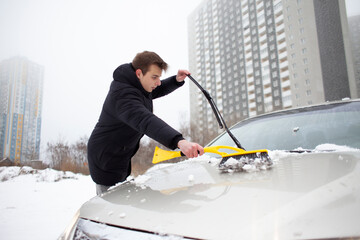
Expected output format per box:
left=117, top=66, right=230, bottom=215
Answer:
left=46, top=137, right=71, bottom=170
left=70, top=136, right=88, bottom=167
left=45, top=136, right=89, bottom=174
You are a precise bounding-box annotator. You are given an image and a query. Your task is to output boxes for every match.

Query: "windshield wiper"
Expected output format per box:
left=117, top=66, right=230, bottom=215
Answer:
left=187, top=74, right=244, bottom=150
left=289, top=149, right=314, bottom=153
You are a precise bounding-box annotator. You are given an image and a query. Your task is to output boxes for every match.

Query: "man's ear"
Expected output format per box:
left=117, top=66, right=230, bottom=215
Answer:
left=135, top=69, right=142, bottom=79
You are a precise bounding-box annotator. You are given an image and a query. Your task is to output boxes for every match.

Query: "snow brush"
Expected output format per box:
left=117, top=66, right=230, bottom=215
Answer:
left=153, top=145, right=270, bottom=165
left=152, top=74, right=272, bottom=170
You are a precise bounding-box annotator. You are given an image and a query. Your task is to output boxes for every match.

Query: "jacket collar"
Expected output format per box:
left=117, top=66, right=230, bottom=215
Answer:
left=113, top=63, right=151, bottom=97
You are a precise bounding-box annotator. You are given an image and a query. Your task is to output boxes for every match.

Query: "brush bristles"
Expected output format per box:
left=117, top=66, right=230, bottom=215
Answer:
left=219, top=152, right=273, bottom=172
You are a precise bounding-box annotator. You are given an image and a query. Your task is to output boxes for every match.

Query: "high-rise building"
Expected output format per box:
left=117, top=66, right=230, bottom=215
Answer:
left=348, top=15, right=360, bottom=98
left=188, top=0, right=357, bottom=136
left=0, top=57, right=44, bottom=163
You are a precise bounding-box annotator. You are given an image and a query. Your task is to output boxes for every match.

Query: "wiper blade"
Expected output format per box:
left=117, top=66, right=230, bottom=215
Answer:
left=289, top=149, right=314, bottom=153
left=187, top=74, right=244, bottom=150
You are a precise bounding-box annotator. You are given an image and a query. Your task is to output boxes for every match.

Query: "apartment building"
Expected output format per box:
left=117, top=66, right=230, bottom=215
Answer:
left=188, top=0, right=356, bottom=135
left=0, top=57, right=44, bottom=163
left=348, top=15, right=360, bottom=97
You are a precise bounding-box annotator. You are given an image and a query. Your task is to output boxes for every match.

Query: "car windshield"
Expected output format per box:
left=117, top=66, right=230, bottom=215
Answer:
left=208, top=101, right=360, bottom=151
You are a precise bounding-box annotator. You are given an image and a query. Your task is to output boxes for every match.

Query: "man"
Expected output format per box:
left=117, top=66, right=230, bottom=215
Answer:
left=88, top=51, right=204, bottom=195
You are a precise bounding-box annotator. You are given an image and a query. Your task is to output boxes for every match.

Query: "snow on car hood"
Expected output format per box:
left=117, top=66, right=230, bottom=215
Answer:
left=79, top=146, right=360, bottom=240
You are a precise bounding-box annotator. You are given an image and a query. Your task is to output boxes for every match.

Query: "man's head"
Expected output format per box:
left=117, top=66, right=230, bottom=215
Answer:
left=132, top=51, right=168, bottom=92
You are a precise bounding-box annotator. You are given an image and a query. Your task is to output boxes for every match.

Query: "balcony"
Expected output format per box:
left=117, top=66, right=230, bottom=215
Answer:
left=280, top=69, right=289, bottom=79
left=277, top=31, right=286, bottom=41
left=247, top=84, right=255, bottom=92
left=279, top=51, right=287, bottom=60
left=264, top=87, right=271, bottom=95
left=263, top=77, right=271, bottom=86
left=259, top=34, right=267, bottom=43
left=281, top=87, right=291, bottom=96
left=249, top=102, right=256, bottom=109
left=279, top=60, right=288, bottom=69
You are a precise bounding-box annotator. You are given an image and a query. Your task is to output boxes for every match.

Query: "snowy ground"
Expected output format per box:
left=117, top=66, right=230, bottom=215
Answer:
left=0, top=166, right=95, bottom=240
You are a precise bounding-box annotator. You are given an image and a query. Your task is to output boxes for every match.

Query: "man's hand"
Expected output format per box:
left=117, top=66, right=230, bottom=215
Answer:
left=176, top=69, right=190, bottom=82
left=177, top=140, right=204, bottom=158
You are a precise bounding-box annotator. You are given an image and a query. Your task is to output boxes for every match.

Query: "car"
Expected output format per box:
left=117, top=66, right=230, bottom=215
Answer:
left=59, top=99, right=360, bottom=240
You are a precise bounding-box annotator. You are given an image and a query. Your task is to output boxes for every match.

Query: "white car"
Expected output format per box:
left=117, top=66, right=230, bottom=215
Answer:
left=60, top=99, right=360, bottom=240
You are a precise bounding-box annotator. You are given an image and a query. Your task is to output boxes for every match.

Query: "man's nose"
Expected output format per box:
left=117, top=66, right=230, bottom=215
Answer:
left=157, top=78, right=161, bottom=86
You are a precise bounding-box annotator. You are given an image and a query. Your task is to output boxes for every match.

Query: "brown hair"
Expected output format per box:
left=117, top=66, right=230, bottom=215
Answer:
left=132, top=51, right=168, bottom=74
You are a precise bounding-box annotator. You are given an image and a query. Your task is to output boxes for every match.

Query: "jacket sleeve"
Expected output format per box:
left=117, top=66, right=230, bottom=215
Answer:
left=114, top=89, right=184, bottom=150
left=151, top=75, right=185, bottom=99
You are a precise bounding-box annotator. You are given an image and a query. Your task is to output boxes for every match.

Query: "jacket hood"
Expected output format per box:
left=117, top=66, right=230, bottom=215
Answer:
left=112, top=63, right=148, bottom=95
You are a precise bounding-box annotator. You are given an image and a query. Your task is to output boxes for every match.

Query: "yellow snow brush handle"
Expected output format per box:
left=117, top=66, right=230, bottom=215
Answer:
left=152, top=145, right=249, bottom=164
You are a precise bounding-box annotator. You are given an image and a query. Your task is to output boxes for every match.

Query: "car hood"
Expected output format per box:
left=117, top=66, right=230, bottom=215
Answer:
left=79, top=150, right=360, bottom=239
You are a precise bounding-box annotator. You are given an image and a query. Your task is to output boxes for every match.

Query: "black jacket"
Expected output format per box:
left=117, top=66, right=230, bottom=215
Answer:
left=87, top=63, right=185, bottom=186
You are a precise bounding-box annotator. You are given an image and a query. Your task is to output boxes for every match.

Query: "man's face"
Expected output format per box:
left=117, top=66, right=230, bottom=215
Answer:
left=137, top=64, right=162, bottom=92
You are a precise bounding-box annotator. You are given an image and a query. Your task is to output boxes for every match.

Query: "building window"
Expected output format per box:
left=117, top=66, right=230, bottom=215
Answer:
left=274, top=89, right=279, bottom=96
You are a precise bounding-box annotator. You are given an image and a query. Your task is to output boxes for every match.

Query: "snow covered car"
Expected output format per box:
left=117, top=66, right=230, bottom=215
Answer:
left=60, top=99, right=360, bottom=240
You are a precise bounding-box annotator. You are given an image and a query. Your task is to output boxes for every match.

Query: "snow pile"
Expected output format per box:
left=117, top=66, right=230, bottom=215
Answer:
left=0, top=166, right=94, bottom=240
left=182, top=154, right=222, bottom=167
left=175, top=144, right=360, bottom=174
left=134, top=174, right=152, bottom=189
left=218, top=153, right=273, bottom=173
left=0, top=166, right=79, bottom=182
left=314, top=143, right=360, bottom=152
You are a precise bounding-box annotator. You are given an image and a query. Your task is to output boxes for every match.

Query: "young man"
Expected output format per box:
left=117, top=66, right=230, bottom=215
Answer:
left=87, top=51, right=204, bottom=195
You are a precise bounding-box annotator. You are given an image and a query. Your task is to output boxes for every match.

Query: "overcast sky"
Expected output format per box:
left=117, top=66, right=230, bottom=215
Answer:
left=0, top=0, right=204, bottom=150
left=0, top=0, right=359, bottom=154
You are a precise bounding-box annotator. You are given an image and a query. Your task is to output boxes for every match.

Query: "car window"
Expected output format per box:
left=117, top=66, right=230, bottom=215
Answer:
left=208, top=102, right=360, bottom=151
